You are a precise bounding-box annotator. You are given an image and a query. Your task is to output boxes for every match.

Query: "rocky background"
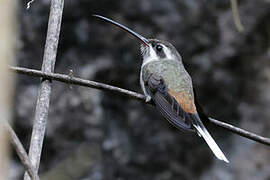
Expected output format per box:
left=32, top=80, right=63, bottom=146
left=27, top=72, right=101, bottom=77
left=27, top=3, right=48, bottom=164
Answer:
left=12, top=0, right=270, bottom=179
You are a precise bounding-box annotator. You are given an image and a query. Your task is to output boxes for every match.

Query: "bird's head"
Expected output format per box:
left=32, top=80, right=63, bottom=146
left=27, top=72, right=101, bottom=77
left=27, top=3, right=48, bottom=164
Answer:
left=140, top=39, right=182, bottom=65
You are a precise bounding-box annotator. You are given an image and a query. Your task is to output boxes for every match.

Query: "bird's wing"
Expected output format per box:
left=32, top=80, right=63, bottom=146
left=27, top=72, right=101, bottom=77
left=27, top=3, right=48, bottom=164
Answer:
left=146, top=73, right=195, bottom=132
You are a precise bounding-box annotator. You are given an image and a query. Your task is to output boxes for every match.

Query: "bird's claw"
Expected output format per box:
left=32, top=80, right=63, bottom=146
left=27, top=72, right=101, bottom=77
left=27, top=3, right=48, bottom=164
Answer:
left=145, top=96, right=152, bottom=103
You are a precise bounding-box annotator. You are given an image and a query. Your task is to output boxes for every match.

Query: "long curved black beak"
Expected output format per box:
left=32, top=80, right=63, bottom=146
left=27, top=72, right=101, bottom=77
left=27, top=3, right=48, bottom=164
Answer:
left=93, top=15, right=150, bottom=46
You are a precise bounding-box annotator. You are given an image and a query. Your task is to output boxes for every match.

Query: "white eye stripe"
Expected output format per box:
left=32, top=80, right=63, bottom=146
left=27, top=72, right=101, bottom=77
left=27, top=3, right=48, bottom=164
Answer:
left=142, top=46, right=158, bottom=66
left=141, top=43, right=176, bottom=67
left=149, top=46, right=158, bottom=58
left=162, top=45, right=174, bottom=60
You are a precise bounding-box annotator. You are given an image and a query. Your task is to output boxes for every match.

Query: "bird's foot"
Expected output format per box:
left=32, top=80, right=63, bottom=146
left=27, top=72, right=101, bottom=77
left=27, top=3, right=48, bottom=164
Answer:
left=145, top=96, right=152, bottom=103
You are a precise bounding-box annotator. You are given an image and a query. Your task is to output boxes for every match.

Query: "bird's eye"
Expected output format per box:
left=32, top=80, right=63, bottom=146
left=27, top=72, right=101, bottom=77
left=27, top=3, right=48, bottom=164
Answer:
left=156, top=45, right=163, bottom=52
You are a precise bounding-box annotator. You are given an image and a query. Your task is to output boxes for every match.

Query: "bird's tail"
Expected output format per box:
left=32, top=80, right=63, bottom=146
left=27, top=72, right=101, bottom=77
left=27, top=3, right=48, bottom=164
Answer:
left=193, top=116, right=229, bottom=163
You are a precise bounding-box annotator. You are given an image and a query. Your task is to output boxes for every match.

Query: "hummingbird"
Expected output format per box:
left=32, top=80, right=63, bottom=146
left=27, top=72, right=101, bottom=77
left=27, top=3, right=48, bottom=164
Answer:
left=94, top=15, right=229, bottom=163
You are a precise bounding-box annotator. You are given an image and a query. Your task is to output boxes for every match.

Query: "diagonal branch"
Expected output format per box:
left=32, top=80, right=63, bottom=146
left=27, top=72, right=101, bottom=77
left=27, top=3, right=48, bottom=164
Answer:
left=24, top=0, right=64, bottom=179
left=5, top=123, right=40, bottom=180
left=10, top=66, right=270, bottom=146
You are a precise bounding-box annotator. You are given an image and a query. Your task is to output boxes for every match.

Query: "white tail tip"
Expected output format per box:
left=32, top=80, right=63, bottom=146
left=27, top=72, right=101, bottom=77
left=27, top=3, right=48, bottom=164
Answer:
left=194, top=124, right=229, bottom=163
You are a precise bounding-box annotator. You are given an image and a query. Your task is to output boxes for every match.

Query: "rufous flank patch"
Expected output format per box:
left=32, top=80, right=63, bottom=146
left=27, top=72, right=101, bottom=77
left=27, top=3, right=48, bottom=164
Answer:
left=168, top=90, right=197, bottom=114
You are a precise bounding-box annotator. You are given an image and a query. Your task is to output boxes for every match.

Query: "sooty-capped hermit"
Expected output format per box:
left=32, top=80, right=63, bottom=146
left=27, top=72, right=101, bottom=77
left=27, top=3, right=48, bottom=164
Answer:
left=93, top=15, right=229, bottom=163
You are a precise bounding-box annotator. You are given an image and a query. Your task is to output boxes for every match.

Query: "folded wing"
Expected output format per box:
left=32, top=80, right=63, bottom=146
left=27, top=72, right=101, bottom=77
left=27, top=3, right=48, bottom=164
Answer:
left=146, top=73, right=195, bottom=132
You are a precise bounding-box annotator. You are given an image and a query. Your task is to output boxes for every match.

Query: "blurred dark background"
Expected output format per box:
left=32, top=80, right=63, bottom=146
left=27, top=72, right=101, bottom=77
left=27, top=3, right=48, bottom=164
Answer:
left=12, top=0, right=270, bottom=179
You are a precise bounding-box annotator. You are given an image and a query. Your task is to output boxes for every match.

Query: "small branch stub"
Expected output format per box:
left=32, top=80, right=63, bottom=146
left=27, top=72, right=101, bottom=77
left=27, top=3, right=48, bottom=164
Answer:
left=231, top=0, right=244, bottom=32
left=26, top=0, right=35, bottom=9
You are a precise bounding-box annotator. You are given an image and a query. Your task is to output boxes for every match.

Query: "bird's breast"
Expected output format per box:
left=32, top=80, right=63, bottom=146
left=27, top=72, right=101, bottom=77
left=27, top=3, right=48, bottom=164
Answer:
left=142, top=60, right=193, bottom=93
left=142, top=59, right=196, bottom=113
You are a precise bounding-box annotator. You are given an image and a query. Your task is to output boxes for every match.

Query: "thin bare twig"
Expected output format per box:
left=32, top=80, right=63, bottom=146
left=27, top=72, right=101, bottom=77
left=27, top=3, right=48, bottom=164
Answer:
left=10, top=66, right=145, bottom=101
left=5, top=123, right=40, bottom=180
left=24, top=0, right=64, bottom=179
left=231, top=0, right=244, bottom=32
left=209, top=118, right=270, bottom=145
left=10, top=66, right=270, bottom=146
